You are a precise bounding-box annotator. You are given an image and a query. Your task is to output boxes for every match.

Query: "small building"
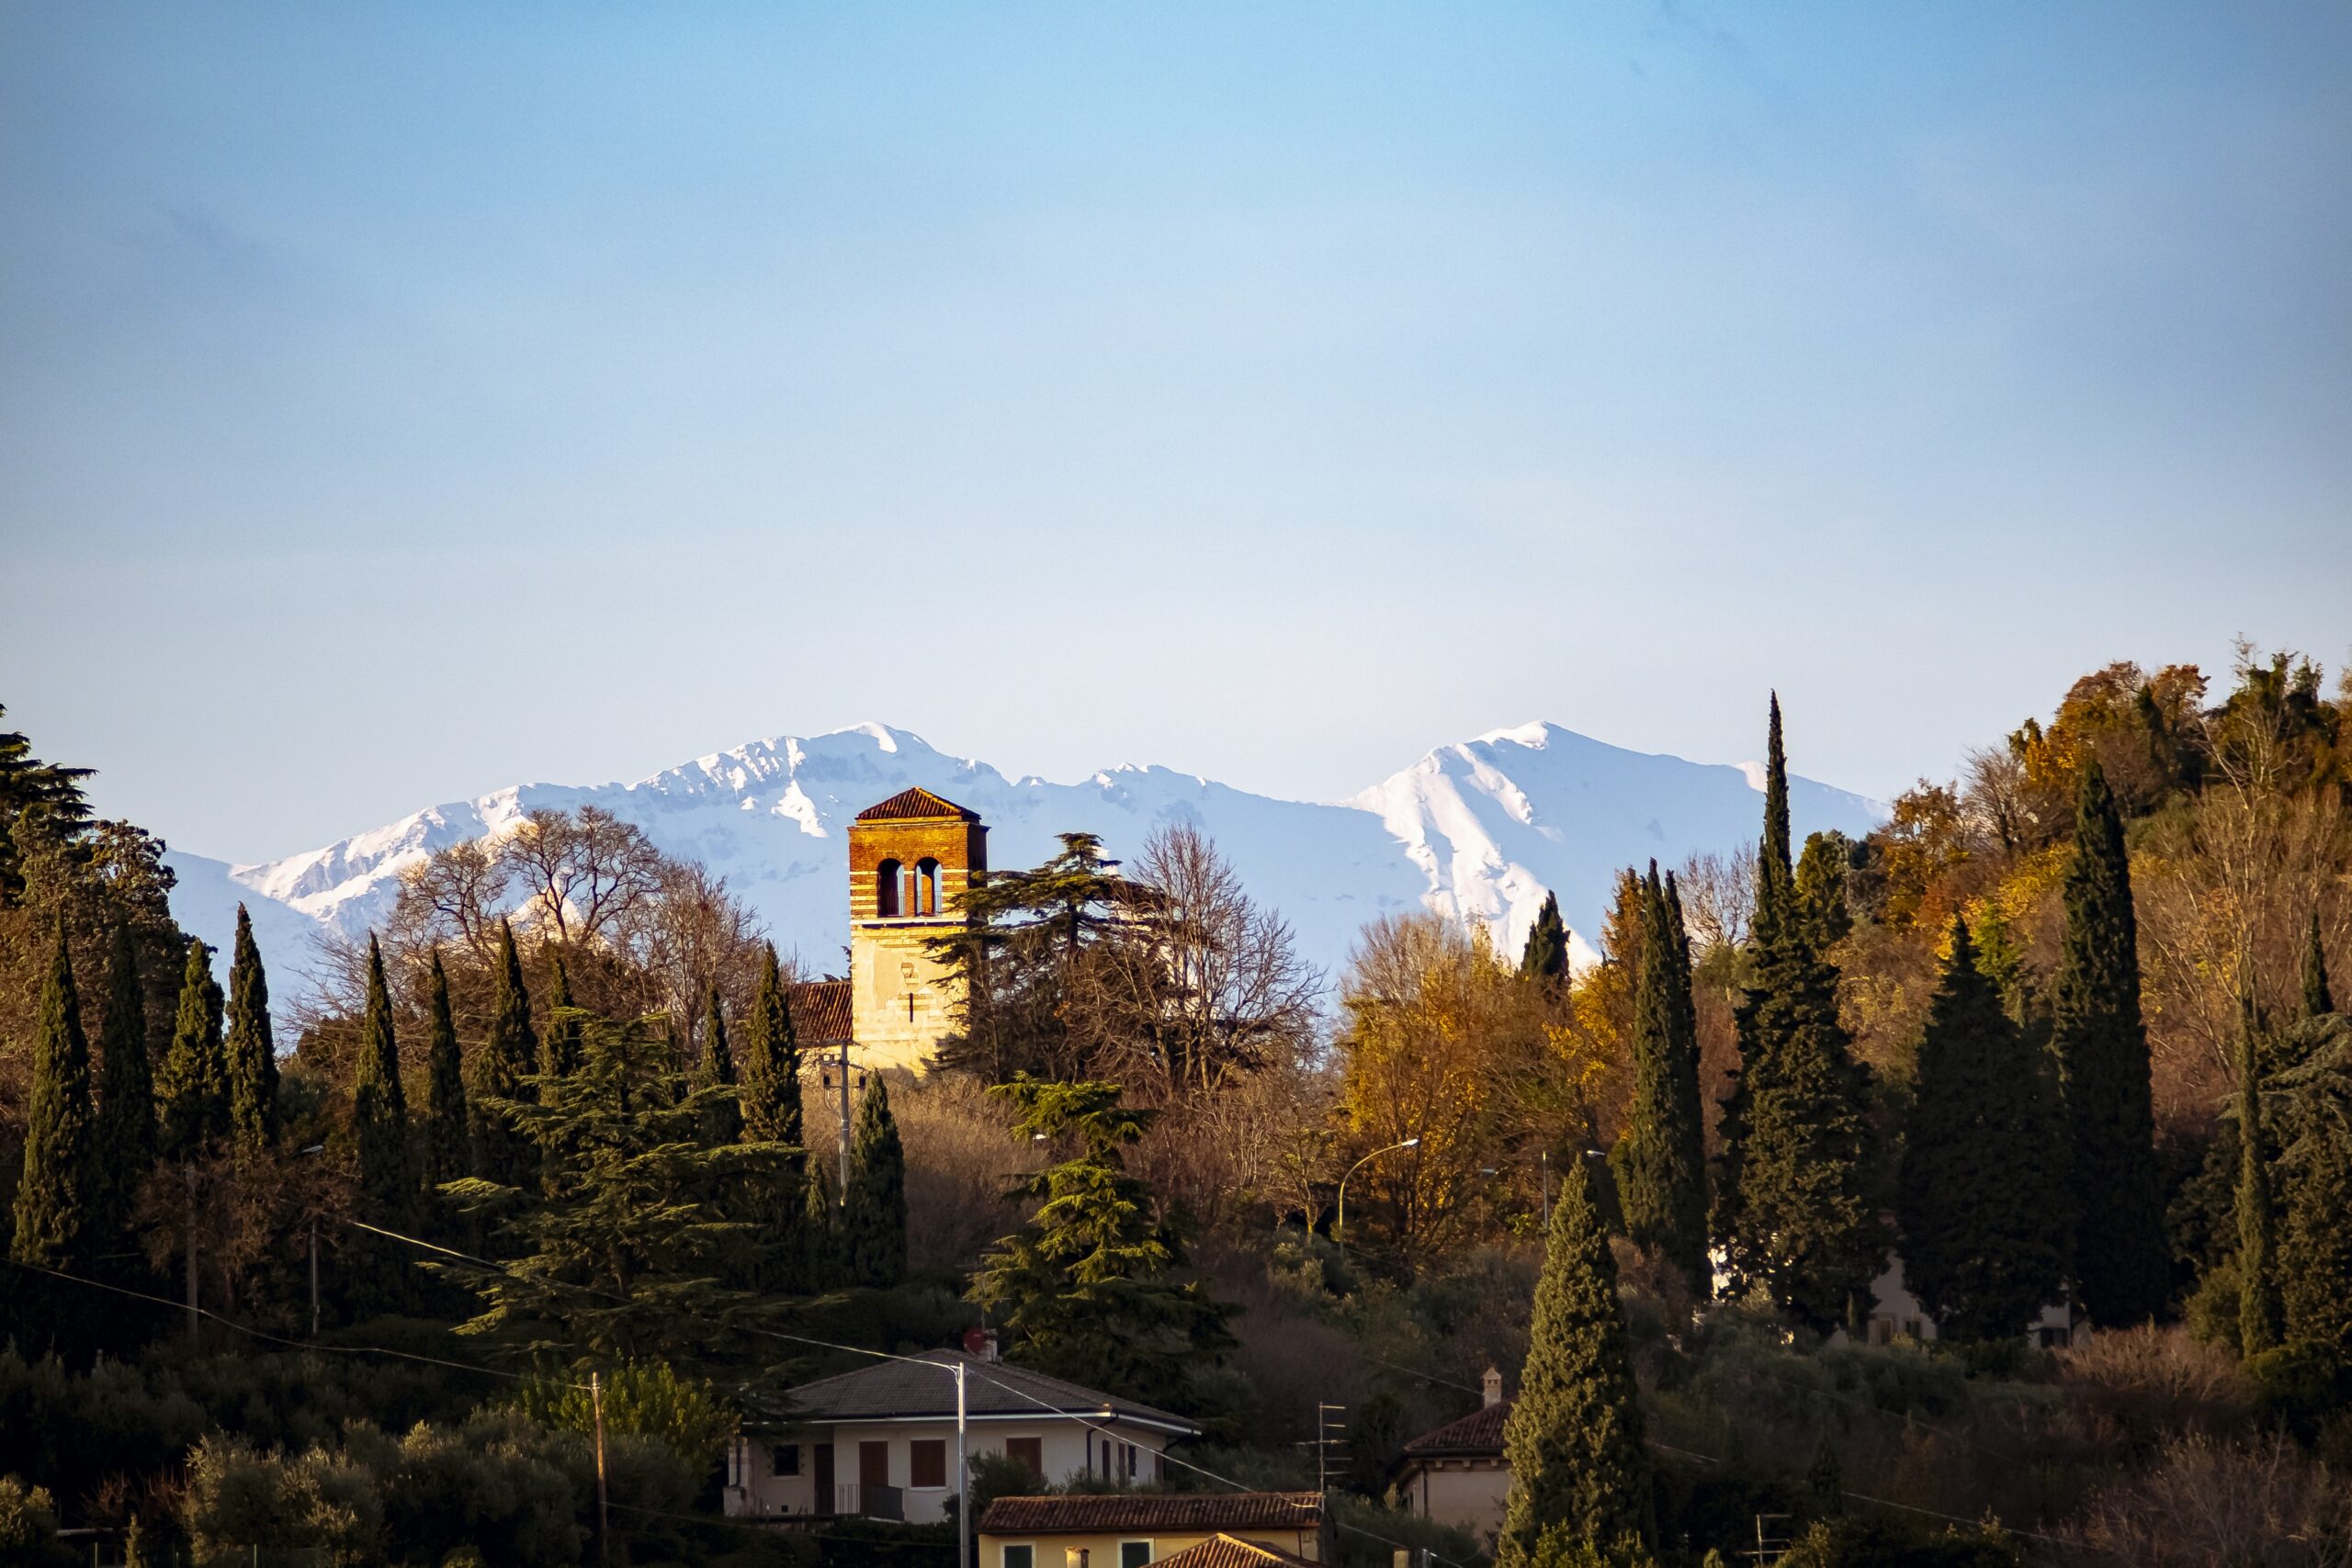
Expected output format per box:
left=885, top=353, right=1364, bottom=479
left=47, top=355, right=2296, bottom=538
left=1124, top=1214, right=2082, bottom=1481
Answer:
left=1390, top=1367, right=1511, bottom=1542
left=1852, top=1254, right=2078, bottom=1349
left=978, top=1492, right=1329, bottom=1568
left=725, top=1344, right=1200, bottom=1526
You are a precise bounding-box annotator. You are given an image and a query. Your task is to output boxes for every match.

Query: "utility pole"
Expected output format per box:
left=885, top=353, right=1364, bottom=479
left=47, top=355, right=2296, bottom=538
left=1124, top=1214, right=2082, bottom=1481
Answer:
left=309, top=1218, right=320, bottom=1337
left=184, top=1163, right=199, bottom=1341
left=955, top=1360, right=970, bottom=1568
left=1311, top=1403, right=1347, bottom=1494
left=592, top=1372, right=611, bottom=1566
left=838, top=1036, right=854, bottom=1201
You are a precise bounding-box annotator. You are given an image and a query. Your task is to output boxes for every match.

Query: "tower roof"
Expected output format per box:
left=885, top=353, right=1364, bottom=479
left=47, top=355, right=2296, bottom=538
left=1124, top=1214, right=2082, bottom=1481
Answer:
left=855, top=787, right=980, bottom=823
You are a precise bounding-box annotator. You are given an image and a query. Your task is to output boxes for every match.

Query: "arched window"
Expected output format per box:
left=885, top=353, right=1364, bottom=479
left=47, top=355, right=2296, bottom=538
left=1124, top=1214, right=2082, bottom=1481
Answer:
left=876, top=859, right=902, bottom=918
left=915, top=858, right=942, bottom=916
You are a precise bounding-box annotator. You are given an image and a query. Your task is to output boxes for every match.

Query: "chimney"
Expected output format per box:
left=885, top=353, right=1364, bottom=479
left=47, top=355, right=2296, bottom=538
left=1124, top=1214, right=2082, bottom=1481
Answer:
left=1482, top=1366, right=1503, bottom=1407
left=963, top=1326, right=1001, bottom=1363
left=1066, top=1551, right=1090, bottom=1568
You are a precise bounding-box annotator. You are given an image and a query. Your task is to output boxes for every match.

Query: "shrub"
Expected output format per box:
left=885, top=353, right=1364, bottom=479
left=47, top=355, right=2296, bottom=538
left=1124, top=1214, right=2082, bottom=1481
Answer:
left=2053, top=1325, right=2249, bottom=1442
left=1777, top=1517, right=2024, bottom=1567
left=2064, top=1431, right=2352, bottom=1566
left=0, top=1475, right=74, bottom=1567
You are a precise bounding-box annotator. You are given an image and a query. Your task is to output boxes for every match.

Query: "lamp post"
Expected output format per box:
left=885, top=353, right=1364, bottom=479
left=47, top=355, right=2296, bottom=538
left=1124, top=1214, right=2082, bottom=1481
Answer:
left=1334, top=1136, right=1419, bottom=1253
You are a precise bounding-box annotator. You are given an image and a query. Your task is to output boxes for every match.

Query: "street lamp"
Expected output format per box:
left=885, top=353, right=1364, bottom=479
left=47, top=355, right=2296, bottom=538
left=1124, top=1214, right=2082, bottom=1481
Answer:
left=1334, top=1136, right=1419, bottom=1253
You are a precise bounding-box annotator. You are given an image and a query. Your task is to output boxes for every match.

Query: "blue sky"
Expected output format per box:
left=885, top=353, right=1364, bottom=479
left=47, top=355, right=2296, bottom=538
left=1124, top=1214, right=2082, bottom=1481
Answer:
left=3, top=2, right=2347, bottom=863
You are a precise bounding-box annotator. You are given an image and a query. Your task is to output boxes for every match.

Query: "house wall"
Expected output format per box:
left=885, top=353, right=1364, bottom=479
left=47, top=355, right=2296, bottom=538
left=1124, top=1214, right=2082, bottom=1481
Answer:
left=1402, top=1461, right=1510, bottom=1542
left=1858, top=1256, right=2076, bottom=1348
left=729, top=1419, right=1170, bottom=1526
left=978, top=1527, right=1324, bottom=1567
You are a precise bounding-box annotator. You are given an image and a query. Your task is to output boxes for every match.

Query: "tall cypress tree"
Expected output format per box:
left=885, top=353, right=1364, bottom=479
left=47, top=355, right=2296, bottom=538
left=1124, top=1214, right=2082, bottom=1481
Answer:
left=466, top=921, right=536, bottom=1188
left=740, top=946, right=807, bottom=1286
left=540, top=951, right=582, bottom=1078
left=2276, top=1017, right=2352, bottom=1350
left=1520, top=892, right=1570, bottom=994
left=2050, top=761, right=2167, bottom=1326
left=695, top=982, right=741, bottom=1146
left=420, top=950, right=468, bottom=1193
left=155, top=940, right=227, bottom=1162
left=843, top=1075, right=908, bottom=1290
left=10, top=924, right=101, bottom=1273
left=1896, top=917, right=2070, bottom=1341
left=2303, top=913, right=2335, bottom=1020
left=1713, top=694, right=1793, bottom=1289
left=1726, top=698, right=1882, bottom=1331
left=91, top=923, right=155, bottom=1247
left=1496, top=1157, right=1654, bottom=1566
left=803, top=1152, right=842, bottom=1290
left=1615, top=865, right=1707, bottom=1289
left=223, top=906, right=279, bottom=1156
left=351, top=936, right=413, bottom=1262
left=2233, top=997, right=2283, bottom=1354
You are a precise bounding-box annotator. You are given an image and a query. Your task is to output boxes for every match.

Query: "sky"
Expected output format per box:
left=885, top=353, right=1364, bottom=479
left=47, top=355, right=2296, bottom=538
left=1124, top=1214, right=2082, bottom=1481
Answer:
left=2, top=2, right=2347, bottom=865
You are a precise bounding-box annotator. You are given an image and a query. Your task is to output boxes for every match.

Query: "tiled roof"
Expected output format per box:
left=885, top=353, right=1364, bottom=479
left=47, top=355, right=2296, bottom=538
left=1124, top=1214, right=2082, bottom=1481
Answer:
left=855, top=787, right=979, bottom=823
left=1151, top=1536, right=1318, bottom=1568
left=778, top=1351, right=1198, bottom=1435
left=787, top=979, right=852, bottom=1043
left=1400, top=1400, right=1511, bottom=1458
left=978, top=1493, right=1325, bottom=1536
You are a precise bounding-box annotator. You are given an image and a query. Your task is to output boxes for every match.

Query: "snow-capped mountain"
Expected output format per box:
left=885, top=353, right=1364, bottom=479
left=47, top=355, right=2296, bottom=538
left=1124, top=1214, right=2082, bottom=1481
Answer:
left=163, top=721, right=1882, bottom=1005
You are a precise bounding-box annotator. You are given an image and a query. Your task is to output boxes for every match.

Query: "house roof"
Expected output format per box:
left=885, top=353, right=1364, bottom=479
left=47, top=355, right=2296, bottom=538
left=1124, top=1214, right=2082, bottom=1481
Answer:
left=776, top=1351, right=1198, bottom=1437
left=978, top=1493, right=1325, bottom=1537
left=787, top=979, right=852, bottom=1043
left=1399, top=1400, right=1512, bottom=1460
left=855, top=787, right=980, bottom=823
left=1151, top=1535, right=1319, bottom=1568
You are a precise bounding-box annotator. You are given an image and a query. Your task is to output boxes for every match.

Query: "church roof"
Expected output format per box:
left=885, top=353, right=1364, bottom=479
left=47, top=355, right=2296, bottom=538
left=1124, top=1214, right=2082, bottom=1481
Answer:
left=855, top=787, right=980, bottom=823
left=787, top=979, right=852, bottom=1043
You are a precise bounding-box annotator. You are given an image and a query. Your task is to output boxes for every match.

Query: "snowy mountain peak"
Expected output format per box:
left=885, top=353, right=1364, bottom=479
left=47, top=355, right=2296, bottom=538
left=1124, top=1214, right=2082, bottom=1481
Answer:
left=164, top=720, right=1883, bottom=1010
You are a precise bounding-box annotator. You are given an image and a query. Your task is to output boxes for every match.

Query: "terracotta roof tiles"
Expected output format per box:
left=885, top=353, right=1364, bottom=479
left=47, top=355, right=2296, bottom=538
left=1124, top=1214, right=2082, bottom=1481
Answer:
left=1400, top=1399, right=1511, bottom=1458
left=855, top=787, right=979, bottom=823
left=978, top=1492, right=1325, bottom=1536
left=786, top=979, right=852, bottom=1043
left=1150, top=1536, right=1319, bottom=1568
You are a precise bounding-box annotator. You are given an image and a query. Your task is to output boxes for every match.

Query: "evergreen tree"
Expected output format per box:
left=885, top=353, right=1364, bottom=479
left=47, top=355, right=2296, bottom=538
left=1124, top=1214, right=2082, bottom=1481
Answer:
left=967, top=1077, right=1234, bottom=1407
left=1896, top=918, right=2070, bottom=1341
left=1793, top=832, right=1853, bottom=949
left=802, top=1154, right=842, bottom=1290
left=91, top=923, right=155, bottom=1245
left=10, top=924, right=101, bottom=1272
left=1614, top=866, right=1707, bottom=1289
left=348, top=935, right=414, bottom=1311
left=1496, top=1157, right=1654, bottom=1567
left=2050, top=761, right=2168, bottom=1326
left=843, top=1075, right=908, bottom=1289
left=1727, top=699, right=1883, bottom=1332
left=154, top=940, right=227, bottom=1162
left=695, top=983, right=741, bottom=1146
left=1713, top=694, right=1793, bottom=1289
left=1521, top=892, right=1570, bottom=994
left=420, top=950, right=468, bottom=1192
left=2233, top=997, right=2283, bottom=1354
left=2303, top=912, right=2335, bottom=1019
left=1804, top=1434, right=1844, bottom=1520
left=465, top=921, right=536, bottom=1189
left=222, top=906, right=279, bottom=1155
left=0, top=704, right=94, bottom=905
left=539, top=951, right=582, bottom=1078
left=2275, top=1017, right=2352, bottom=1350
left=739, top=946, right=806, bottom=1286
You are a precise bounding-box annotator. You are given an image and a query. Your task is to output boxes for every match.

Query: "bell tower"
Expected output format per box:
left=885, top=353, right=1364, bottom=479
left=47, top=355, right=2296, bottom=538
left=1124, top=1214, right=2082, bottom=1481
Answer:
left=848, top=788, right=987, bottom=1072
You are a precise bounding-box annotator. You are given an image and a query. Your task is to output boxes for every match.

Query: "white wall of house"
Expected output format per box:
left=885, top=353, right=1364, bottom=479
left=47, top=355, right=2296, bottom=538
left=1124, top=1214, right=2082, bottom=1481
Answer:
left=1853, top=1255, right=2077, bottom=1348
left=728, top=1418, right=1173, bottom=1525
left=1402, top=1461, right=1510, bottom=1541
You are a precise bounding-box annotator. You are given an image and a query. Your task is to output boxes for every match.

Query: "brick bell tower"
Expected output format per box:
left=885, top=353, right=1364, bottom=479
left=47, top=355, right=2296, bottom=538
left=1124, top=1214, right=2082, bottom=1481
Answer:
left=847, top=788, right=987, bottom=1072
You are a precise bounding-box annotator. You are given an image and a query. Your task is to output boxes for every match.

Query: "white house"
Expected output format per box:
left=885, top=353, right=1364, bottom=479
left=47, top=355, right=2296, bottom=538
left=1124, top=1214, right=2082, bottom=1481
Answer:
left=724, top=1341, right=1203, bottom=1526
left=1849, top=1254, right=2079, bottom=1349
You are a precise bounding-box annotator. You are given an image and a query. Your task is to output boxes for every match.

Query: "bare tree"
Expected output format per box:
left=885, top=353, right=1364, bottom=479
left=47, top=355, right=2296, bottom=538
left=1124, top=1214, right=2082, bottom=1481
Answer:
left=385, top=838, right=511, bottom=966
left=1675, top=848, right=1756, bottom=954
left=503, top=806, right=663, bottom=951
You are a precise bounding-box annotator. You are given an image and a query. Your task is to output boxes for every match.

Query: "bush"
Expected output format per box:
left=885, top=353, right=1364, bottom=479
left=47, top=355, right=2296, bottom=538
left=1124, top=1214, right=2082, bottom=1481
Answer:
left=1777, top=1517, right=2024, bottom=1567
left=180, top=1431, right=385, bottom=1562
left=0, top=1474, right=74, bottom=1567
left=2064, top=1431, right=2352, bottom=1566
left=503, top=1359, right=737, bottom=1473
left=2053, top=1325, right=2249, bottom=1442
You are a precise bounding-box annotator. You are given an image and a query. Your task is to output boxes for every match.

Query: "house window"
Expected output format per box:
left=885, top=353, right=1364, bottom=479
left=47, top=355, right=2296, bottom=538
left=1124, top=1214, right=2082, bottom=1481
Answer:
left=1122, top=1443, right=1137, bottom=1479
left=910, top=1439, right=946, bottom=1489
left=876, top=860, right=903, bottom=917
left=1120, top=1543, right=1153, bottom=1568
left=1002, top=1548, right=1035, bottom=1568
left=770, top=1443, right=800, bottom=1478
left=1006, top=1438, right=1043, bottom=1479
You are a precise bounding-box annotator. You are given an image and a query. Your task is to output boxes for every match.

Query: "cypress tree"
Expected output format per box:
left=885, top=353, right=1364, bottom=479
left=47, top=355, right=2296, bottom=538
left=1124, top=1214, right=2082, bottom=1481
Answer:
left=1713, top=694, right=1793, bottom=1291
left=540, top=951, right=582, bottom=1078
left=91, top=924, right=155, bottom=1245
left=154, top=940, right=227, bottom=1162
left=2303, top=913, right=2335, bottom=1020
left=420, top=950, right=468, bottom=1192
left=1496, top=1157, right=1654, bottom=1566
left=1896, top=917, right=2069, bottom=1341
left=223, top=906, right=279, bottom=1155
left=1727, top=698, right=1883, bottom=1331
left=843, top=1075, right=908, bottom=1290
left=1793, top=833, right=1852, bottom=949
left=2050, top=761, right=2168, bottom=1326
left=351, top=935, right=413, bottom=1229
left=695, top=982, right=741, bottom=1146
left=2276, top=1018, right=2352, bottom=1350
left=2233, top=997, right=2283, bottom=1354
left=1615, top=865, right=1707, bottom=1289
left=466, top=921, right=536, bottom=1187
left=10, top=924, right=101, bottom=1272
left=803, top=1153, right=842, bottom=1291
left=1520, top=892, right=1570, bottom=994
left=739, top=945, right=803, bottom=1147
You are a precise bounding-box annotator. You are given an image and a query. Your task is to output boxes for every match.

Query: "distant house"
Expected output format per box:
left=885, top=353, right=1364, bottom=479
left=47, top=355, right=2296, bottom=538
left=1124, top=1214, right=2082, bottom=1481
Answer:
left=724, top=1342, right=1201, bottom=1527
left=978, top=1491, right=1329, bottom=1568
left=1390, top=1367, right=1511, bottom=1542
left=1851, top=1254, right=2079, bottom=1349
